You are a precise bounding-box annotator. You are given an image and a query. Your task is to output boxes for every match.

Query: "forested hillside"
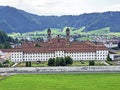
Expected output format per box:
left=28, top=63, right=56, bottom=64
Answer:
left=0, top=6, right=120, bottom=33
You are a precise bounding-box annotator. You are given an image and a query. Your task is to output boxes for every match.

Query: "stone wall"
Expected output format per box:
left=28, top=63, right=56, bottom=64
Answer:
left=0, top=66, right=120, bottom=74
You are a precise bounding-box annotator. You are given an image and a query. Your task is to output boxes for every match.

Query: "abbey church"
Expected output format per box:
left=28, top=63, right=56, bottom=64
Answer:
left=1, top=28, right=108, bottom=62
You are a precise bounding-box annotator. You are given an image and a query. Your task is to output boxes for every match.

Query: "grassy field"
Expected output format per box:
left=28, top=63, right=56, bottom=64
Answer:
left=0, top=73, right=120, bottom=90
left=8, top=27, right=85, bottom=38
left=0, top=76, right=5, bottom=79
left=84, top=27, right=110, bottom=35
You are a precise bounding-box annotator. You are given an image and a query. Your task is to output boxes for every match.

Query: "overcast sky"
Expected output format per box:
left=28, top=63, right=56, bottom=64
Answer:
left=0, top=0, right=120, bottom=16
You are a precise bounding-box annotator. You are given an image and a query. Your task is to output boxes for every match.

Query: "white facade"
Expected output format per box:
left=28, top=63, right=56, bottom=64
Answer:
left=11, top=52, right=23, bottom=62
left=1, top=38, right=109, bottom=62
left=96, top=50, right=108, bottom=60
left=9, top=50, right=108, bottom=62
left=110, top=54, right=120, bottom=60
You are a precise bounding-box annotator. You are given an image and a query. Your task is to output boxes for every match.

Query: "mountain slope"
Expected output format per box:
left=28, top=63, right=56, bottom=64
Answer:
left=0, top=6, right=120, bottom=33
left=0, top=6, right=41, bottom=33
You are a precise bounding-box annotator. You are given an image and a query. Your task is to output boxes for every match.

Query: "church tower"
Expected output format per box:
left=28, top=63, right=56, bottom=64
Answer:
left=47, top=28, right=51, bottom=41
left=66, top=27, right=70, bottom=41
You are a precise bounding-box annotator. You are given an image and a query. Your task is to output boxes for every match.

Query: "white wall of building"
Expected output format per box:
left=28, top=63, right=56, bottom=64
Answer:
left=11, top=52, right=23, bottom=62
left=96, top=50, right=108, bottom=60
left=9, top=50, right=109, bottom=62
left=110, top=54, right=120, bottom=60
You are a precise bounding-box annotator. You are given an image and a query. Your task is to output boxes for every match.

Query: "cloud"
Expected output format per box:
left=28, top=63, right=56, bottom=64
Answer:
left=0, top=0, right=120, bottom=16
left=106, top=4, right=120, bottom=11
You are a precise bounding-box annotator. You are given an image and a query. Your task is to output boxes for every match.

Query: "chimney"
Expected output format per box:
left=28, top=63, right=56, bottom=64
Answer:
left=58, top=35, right=60, bottom=43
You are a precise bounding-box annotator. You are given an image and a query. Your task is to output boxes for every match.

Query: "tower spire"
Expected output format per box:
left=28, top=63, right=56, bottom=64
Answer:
left=47, top=28, right=51, bottom=41
left=66, top=27, right=70, bottom=41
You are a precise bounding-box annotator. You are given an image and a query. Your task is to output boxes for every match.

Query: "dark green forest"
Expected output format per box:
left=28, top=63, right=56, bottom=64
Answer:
left=0, top=30, right=14, bottom=49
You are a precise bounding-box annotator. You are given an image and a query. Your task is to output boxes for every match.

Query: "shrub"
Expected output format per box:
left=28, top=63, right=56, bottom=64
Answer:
left=89, top=61, right=95, bottom=66
left=3, top=60, right=10, bottom=67
left=0, top=63, right=3, bottom=67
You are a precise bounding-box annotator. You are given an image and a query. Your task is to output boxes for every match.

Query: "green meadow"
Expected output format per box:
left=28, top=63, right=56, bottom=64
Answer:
left=8, top=27, right=120, bottom=39
left=0, top=73, right=120, bottom=90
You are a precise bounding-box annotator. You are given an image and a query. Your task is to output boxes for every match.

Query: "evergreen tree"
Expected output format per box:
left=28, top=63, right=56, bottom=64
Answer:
left=0, top=45, right=2, bottom=49
left=28, top=62, right=32, bottom=67
left=0, top=31, right=15, bottom=49
left=48, top=58, right=55, bottom=66
left=118, top=42, right=120, bottom=48
left=107, top=54, right=112, bottom=61
left=47, top=56, right=73, bottom=66
left=26, top=62, right=29, bottom=67
left=0, top=63, right=3, bottom=67
left=89, top=61, right=95, bottom=66
left=59, top=57, right=66, bottom=66
left=0, top=31, right=7, bottom=44
left=55, top=57, right=60, bottom=66
left=3, top=42, right=11, bottom=49
left=65, top=56, right=73, bottom=65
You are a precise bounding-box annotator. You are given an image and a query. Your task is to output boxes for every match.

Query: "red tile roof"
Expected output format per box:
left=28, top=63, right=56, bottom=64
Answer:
left=1, top=38, right=108, bottom=53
